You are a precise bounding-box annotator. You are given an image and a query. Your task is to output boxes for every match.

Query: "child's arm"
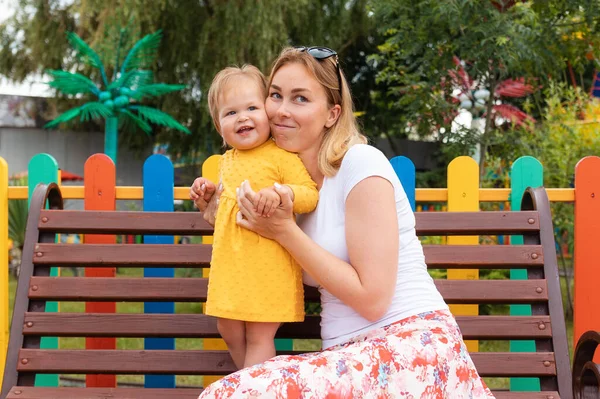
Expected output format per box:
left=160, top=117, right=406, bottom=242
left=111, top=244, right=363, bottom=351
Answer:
left=279, top=152, right=319, bottom=214
left=255, top=186, right=281, bottom=217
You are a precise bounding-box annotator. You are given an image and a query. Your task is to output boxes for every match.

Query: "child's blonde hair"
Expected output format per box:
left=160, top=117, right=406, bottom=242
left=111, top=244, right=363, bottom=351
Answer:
left=268, top=47, right=367, bottom=177
left=207, top=65, right=268, bottom=133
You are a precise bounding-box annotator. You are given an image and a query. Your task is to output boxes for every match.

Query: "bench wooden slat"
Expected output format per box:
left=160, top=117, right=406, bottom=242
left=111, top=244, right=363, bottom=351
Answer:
left=28, top=277, right=549, bottom=303
left=38, top=210, right=213, bottom=235
left=22, top=313, right=553, bottom=339
left=37, top=209, right=541, bottom=236
left=423, top=244, right=543, bottom=267
left=32, top=243, right=544, bottom=268
left=16, top=349, right=557, bottom=377
left=5, top=387, right=561, bottom=399
left=415, top=211, right=540, bottom=235
left=33, top=244, right=213, bottom=266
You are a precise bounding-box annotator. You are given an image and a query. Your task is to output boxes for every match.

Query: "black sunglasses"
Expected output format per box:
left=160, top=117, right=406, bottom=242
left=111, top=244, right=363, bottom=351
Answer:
left=295, top=46, right=342, bottom=94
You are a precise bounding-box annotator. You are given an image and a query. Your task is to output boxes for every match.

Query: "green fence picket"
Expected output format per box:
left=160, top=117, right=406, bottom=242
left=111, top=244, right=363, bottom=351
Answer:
left=509, top=156, right=543, bottom=392
left=28, top=154, right=60, bottom=387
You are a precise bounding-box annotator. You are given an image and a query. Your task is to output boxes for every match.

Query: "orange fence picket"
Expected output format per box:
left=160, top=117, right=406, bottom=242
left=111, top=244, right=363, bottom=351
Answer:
left=83, top=154, right=117, bottom=387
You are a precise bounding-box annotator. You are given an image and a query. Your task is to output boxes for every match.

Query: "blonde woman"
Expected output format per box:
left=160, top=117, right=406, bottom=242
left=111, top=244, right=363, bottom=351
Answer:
left=190, top=46, right=495, bottom=398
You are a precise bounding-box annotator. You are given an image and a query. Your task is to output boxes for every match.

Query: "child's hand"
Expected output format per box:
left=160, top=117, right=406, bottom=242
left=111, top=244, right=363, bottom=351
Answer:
left=190, top=177, right=217, bottom=211
left=255, top=187, right=281, bottom=217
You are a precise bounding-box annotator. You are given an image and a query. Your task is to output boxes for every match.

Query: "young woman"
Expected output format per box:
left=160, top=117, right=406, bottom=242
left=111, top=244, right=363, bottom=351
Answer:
left=190, top=46, right=494, bottom=398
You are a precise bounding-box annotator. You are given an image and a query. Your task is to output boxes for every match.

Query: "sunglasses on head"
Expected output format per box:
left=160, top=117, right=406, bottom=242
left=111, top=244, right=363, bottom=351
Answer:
left=295, top=46, right=342, bottom=94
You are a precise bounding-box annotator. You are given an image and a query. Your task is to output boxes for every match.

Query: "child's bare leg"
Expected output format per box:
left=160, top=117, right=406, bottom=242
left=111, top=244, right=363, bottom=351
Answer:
left=216, top=318, right=246, bottom=369
left=244, top=322, right=279, bottom=368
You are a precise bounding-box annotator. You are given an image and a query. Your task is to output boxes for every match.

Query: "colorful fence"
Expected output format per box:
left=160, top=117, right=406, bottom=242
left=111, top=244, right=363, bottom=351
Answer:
left=0, top=152, right=598, bottom=391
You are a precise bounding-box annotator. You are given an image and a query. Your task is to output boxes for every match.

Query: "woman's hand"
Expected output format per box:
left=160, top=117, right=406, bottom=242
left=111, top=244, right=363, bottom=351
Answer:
left=189, top=177, right=223, bottom=226
left=236, top=180, right=296, bottom=240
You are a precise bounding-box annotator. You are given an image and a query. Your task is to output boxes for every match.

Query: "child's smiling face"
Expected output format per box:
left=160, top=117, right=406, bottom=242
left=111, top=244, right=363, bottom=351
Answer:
left=218, top=76, right=270, bottom=150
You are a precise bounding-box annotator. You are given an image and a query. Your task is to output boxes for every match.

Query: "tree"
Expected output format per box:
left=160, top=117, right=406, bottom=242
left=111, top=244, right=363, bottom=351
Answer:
left=44, top=30, right=189, bottom=164
left=0, top=0, right=376, bottom=160
left=369, top=0, right=600, bottom=172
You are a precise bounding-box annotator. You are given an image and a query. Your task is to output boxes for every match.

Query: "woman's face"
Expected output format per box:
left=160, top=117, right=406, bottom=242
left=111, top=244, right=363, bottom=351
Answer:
left=265, top=63, right=339, bottom=155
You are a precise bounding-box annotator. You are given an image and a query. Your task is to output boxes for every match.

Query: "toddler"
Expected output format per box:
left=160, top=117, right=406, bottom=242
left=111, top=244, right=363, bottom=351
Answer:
left=203, top=65, right=318, bottom=369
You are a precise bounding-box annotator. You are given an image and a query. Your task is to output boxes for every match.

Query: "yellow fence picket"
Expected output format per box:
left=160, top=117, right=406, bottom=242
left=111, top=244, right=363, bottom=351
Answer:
left=200, top=155, right=225, bottom=386
left=0, top=157, right=8, bottom=382
left=447, top=156, right=480, bottom=352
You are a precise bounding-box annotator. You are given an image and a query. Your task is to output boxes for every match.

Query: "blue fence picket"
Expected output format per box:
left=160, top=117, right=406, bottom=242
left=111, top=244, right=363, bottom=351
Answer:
left=143, top=154, right=175, bottom=388
left=390, top=156, right=416, bottom=211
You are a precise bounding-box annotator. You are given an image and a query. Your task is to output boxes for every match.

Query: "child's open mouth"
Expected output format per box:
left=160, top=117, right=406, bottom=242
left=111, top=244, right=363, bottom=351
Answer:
left=237, top=126, right=254, bottom=134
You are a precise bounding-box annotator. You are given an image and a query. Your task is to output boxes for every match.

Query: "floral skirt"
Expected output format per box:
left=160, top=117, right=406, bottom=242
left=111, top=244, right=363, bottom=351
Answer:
left=198, top=309, right=495, bottom=398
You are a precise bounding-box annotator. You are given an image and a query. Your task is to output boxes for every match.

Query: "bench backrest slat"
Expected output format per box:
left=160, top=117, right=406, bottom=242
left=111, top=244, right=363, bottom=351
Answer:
left=22, top=313, right=553, bottom=339
left=27, top=276, right=550, bottom=304
left=16, top=349, right=557, bottom=378
left=31, top=243, right=545, bottom=268
left=415, top=210, right=540, bottom=235
left=38, top=210, right=213, bottom=235
left=38, top=209, right=540, bottom=236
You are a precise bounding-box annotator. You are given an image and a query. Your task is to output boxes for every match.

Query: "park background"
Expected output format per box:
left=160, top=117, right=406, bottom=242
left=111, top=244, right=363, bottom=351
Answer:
left=2, top=0, right=600, bottom=391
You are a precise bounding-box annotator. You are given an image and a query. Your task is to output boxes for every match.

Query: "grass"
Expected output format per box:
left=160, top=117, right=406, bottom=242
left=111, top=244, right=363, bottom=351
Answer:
left=7, top=267, right=575, bottom=389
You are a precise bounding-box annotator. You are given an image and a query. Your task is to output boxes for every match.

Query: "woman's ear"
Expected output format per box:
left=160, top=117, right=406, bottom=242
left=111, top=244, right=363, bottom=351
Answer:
left=325, top=104, right=342, bottom=128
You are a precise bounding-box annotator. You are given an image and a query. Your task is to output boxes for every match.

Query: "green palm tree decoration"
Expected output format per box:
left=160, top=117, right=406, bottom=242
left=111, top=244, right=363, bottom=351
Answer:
left=44, top=30, right=190, bottom=164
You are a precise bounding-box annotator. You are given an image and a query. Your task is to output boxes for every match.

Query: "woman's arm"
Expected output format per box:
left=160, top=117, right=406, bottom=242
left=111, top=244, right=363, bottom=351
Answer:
left=237, top=177, right=399, bottom=321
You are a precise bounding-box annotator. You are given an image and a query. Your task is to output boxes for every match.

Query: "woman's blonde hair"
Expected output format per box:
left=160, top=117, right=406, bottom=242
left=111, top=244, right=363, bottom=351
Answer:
left=268, top=47, right=367, bottom=177
left=207, top=64, right=267, bottom=133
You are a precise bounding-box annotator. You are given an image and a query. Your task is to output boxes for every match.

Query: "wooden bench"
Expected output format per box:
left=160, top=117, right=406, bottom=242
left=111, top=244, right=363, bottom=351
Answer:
left=1, top=183, right=598, bottom=399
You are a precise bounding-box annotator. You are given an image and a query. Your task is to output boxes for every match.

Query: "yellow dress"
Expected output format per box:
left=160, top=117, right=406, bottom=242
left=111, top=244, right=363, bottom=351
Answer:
left=205, top=140, right=319, bottom=322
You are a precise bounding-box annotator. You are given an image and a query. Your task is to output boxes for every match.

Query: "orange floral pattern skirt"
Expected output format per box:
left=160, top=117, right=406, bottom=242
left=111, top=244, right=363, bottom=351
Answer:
left=199, top=309, right=495, bottom=398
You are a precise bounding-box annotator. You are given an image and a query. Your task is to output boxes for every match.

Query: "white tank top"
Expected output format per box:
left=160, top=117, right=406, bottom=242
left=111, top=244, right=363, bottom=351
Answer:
left=297, top=144, right=448, bottom=349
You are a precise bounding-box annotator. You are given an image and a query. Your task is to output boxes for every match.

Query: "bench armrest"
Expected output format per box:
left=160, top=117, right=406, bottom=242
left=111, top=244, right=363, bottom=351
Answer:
left=573, top=330, right=600, bottom=398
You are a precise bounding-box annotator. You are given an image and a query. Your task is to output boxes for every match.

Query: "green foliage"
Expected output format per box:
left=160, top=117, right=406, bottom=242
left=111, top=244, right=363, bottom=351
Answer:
left=120, top=30, right=162, bottom=73
left=130, top=84, right=186, bottom=100
left=497, top=81, right=600, bottom=267
left=44, top=102, right=113, bottom=128
left=43, top=107, right=83, bottom=128
left=369, top=0, right=600, bottom=160
left=109, top=70, right=153, bottom=91
left=41, top=28, right=189, bottom=154
left=130, top=105, right=190, bottom=134
left=67, top=31, right=105, bottom=70
left=8, top=177, right=28, bottom=249
left=0, top=0, right=375, bottom=157
left=522, top=81, right=600, bottom=187
left=46, top=70, right=100, bottom=96
left=119, top=109, right=152, bottom=135
left=79, top=102, right=114, bottom=122
left=67, top=31, right=108, bottom=85
left=8, top=199, right=27, bottom=250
